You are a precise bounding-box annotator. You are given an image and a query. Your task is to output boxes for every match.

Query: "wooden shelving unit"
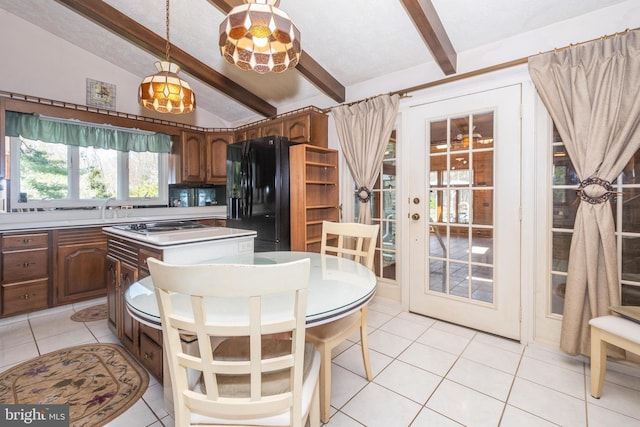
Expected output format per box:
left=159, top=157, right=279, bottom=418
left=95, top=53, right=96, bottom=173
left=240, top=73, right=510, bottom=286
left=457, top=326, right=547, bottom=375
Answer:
left=290, top=144, right=339, bottom=252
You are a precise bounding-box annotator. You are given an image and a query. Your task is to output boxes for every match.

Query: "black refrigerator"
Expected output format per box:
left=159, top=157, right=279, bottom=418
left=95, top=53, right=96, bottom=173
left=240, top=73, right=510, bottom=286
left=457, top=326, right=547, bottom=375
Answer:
left=226, top=136, right=293, bottom=252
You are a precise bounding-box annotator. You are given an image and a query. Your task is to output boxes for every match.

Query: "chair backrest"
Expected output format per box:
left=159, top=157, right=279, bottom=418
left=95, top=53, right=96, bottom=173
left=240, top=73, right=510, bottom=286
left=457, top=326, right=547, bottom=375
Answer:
left=320, top=221, right=380, bottom=270
left=147, top=257, right=311, bottom=426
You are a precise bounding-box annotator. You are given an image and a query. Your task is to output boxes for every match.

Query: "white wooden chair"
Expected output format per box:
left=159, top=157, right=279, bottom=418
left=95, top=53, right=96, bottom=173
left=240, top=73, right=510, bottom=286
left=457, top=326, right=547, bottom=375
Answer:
left=589, top=314, right=640, bottom=398
left=305, top=221, right=379, bottom=422
left=148, top=257, right=320, bottom=427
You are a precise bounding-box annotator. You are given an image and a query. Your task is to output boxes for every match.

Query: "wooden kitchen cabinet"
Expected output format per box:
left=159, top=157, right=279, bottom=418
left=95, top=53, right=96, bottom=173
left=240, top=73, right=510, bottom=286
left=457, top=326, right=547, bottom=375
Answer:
left=106, top=235, right=163, bottom=381
left=106, top=255, right=119, bottom=332
left=53, top=227, right=107, bottom=305
left=119, top=262, right=139, bottom=355
left=261, top=118, right=284, bottom=137
left=1, top=232, right=50, bottom=316
left=283, top=109, right=328, bottom=147
left=233, top=107, right=328, bottom=147
left=205, top=132, right=233, bottom=185
left=289, top=144, right=339, bottom=252
left=176, top=130, right=206, bottom=183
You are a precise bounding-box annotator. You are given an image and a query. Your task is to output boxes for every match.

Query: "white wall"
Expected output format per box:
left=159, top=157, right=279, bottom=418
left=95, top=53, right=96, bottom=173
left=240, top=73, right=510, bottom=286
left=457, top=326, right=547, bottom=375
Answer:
left=330, top=0, right=639, bottom=346
left=0, top=10, right=226, bottom=128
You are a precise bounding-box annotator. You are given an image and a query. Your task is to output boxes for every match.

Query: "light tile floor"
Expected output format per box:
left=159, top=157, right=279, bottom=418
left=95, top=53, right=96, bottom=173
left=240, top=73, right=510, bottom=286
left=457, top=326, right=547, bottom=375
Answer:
left=1, top=296, right=640, bottom=426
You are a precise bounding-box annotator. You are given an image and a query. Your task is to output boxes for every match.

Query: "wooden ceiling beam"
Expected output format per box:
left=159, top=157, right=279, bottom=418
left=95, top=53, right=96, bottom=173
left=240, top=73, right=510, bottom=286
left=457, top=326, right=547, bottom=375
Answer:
left=208, top=0, right=346, bottom=103
left=400, top=0, right=457, bottom=75
left=55, top=0, right=277, bottom=117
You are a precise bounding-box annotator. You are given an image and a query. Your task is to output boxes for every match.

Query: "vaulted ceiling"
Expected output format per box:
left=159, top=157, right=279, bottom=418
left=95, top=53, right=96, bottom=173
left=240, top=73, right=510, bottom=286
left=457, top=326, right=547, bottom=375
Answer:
left=0, top=0, right=630, bottom=126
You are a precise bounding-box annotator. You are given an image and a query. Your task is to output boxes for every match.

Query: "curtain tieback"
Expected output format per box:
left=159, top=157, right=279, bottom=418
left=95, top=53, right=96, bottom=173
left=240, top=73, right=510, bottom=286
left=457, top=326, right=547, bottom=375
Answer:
left=356, top=186, right=371, bottom=203
left=576, top=176, right=614, bottom=204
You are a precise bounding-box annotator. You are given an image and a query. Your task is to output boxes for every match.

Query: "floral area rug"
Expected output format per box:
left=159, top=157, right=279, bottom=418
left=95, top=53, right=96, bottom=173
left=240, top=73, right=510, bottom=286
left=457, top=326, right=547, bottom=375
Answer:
left=71, top=304, right=108, bottom=322
left=0, top=343, right=149, bottom=427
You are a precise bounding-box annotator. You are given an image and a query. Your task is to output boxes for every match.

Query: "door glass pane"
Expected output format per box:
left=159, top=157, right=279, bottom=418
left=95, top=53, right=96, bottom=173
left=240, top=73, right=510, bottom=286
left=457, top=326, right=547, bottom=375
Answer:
left=429, top=224, right=446, bottom=258
left=449, top=227, right=469, bottom=261
left=622, top=188, right=640, bottom=233
left=473, top=189, right=493, bottom=226
left=471, top=265, right=493, bottom=303
left=429, top=259, right=446, bottom=293
left=428, top=112, right=496, bottom=305
left=552, top=232, right=572, bottom=273
left=472, top=112, right=494, bottom=149
left=553, top=189, right=578, bottom=229
left=622, top=236, right=640, bottom=282
left=551, top=274, right=566, bottom=315
left=449, top=261, right=469, bottom=297
left=471, top=228, right=493, bottom=264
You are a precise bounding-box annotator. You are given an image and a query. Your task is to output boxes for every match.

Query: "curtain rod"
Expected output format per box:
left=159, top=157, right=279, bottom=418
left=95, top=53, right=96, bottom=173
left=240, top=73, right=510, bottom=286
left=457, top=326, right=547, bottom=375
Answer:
left=324, top=26, right=639, bottom=113
left=37, top=113, right=158, bottom=135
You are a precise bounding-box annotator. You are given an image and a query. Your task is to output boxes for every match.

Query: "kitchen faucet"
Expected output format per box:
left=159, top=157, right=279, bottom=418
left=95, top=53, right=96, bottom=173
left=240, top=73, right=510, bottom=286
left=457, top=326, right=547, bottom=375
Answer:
left=100, top=197, right=116, bottom=220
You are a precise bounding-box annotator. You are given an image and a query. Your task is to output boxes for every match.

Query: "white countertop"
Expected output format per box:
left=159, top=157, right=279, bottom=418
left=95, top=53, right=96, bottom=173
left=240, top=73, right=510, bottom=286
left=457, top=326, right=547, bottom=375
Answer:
left=102, top=225, right=256, bottom=247
left=0, top=206, right=227, bottom=232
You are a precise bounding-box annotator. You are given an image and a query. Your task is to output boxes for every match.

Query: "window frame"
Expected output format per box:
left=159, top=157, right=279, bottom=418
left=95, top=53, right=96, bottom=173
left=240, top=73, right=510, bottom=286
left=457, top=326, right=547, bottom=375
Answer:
left=8, top=136, right=168, bottom=210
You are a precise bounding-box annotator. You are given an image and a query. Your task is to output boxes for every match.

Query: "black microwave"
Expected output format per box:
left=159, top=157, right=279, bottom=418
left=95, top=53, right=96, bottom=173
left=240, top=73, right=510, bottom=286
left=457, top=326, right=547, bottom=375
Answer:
left=168, top=184, right=226, bottom=207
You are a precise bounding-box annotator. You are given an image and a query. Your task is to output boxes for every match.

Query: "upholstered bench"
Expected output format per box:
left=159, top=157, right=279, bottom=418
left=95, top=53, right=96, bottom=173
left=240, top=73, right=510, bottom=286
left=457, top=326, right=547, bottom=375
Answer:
left=589, top=315, right=640, bottom=398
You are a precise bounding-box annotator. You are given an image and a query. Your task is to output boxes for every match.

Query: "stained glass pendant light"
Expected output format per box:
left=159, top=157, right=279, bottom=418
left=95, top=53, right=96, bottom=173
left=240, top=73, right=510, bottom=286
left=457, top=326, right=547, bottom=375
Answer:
left=139, top=0, right=195, bottom=114
left=219, top=0, right=301, bottom=74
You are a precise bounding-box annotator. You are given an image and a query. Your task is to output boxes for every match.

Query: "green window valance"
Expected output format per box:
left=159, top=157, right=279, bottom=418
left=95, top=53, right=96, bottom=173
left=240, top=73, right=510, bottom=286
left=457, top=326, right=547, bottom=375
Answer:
left=5, top=111, right=171, bottom=153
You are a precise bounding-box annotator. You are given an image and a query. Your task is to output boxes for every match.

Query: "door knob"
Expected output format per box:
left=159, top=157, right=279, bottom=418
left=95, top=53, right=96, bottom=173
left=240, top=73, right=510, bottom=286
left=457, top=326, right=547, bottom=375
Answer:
left=411, top=213, right=420, bottom=220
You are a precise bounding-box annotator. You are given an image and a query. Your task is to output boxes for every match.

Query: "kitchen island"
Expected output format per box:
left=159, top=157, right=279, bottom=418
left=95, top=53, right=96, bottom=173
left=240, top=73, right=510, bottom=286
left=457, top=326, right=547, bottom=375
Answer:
left=102, top=222, right=256, bottom=380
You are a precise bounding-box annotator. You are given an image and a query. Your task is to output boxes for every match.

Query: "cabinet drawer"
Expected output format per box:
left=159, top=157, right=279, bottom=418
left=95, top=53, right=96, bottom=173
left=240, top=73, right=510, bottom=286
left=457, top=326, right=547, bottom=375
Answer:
left=140, top=323, right=163, bottom=346
left=139, top=248, right=162, bottom=272
left=139, top=332, right=163, bottom=381
left=2, top=248, right=49, bottom=282
left=2, top=233, right=48, bottom=250
left=2, top=279, right=49, bottom=316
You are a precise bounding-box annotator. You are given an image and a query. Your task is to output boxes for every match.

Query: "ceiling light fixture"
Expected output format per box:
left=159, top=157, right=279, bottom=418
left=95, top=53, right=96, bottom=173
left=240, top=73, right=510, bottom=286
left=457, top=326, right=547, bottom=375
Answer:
left=219, top=0, right=301, bottom=74
left=139, top=0, right=195, bottom=114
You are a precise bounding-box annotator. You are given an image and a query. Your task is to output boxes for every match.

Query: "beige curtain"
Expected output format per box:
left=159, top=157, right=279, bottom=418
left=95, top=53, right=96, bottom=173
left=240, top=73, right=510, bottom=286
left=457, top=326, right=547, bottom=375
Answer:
left=528, top=29, right=640, bottom=356
left=331, top=94, right=400, bottom=224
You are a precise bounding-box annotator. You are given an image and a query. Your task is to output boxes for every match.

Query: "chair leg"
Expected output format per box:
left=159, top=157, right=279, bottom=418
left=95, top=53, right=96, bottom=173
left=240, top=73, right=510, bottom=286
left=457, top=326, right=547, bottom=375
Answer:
left=309, top=374, right=321, bottom=427
left=318, top=343, right=332, bottom=423
left=590, top=327, right=607, bottom=398
left=359, top=307, right=373, bottom=381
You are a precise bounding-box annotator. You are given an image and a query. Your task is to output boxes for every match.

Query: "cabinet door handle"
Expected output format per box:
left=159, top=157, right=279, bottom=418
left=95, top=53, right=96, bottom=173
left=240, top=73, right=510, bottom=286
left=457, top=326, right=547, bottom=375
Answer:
left=22, top=293, right=31, bottom=300
left=22, top=239, right=32, bottom=244
left=122, top=272, right=129, bottom=281
left=143, top=352, right=153, bottom=360
left=22, top=262, right=32, bottom=268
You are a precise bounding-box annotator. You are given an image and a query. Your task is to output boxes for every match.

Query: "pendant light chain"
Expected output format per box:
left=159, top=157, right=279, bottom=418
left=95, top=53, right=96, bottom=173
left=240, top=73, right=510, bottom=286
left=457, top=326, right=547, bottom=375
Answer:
left=165, top=0, right=170, bottom=61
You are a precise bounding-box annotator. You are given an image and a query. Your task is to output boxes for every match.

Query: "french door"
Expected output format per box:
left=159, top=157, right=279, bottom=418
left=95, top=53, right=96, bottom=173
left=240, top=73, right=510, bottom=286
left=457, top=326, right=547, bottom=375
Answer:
left=406, top=85, right=522, bottom=340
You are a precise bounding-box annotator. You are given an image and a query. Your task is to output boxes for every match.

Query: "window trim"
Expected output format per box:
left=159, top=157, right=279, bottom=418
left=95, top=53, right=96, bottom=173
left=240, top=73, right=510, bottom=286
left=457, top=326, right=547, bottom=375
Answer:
left=8, top=136, right=168, bottom=210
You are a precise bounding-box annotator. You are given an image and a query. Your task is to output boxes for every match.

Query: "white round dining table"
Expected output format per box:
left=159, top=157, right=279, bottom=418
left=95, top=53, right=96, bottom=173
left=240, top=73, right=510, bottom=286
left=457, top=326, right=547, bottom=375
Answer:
left=125, top=251, right=377, bottom=328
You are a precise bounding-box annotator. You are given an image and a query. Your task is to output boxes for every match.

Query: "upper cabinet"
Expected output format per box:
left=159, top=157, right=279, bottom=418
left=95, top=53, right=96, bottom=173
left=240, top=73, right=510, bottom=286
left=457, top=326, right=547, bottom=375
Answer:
left=283, top=109, right=328, bottom=146
left=175, top=130, right=206, bottom=183
left=234, top=107, right=328, bottom=147
left=175, top=130, right=234, bottom=185
left=205, top=132, right=233, bottom=185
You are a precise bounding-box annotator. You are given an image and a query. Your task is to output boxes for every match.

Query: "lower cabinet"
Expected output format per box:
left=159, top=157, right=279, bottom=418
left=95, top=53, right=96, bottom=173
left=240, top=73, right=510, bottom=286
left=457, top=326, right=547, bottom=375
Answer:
left=119, top=262, right=139, bottom=355
left=139, top=324, right=163, bottom=379
left=1, top=232, right=50, bottom=316
left=106, top=236, right=163, bottom=382
left=54, top=228, right=108, bottom=305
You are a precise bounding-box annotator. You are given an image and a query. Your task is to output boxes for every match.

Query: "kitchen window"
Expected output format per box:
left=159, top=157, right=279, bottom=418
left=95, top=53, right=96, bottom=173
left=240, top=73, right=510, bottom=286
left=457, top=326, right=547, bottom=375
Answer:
left=5, top=111, right=170, bottom=211
left=9, top=136, right=168, bottom=210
